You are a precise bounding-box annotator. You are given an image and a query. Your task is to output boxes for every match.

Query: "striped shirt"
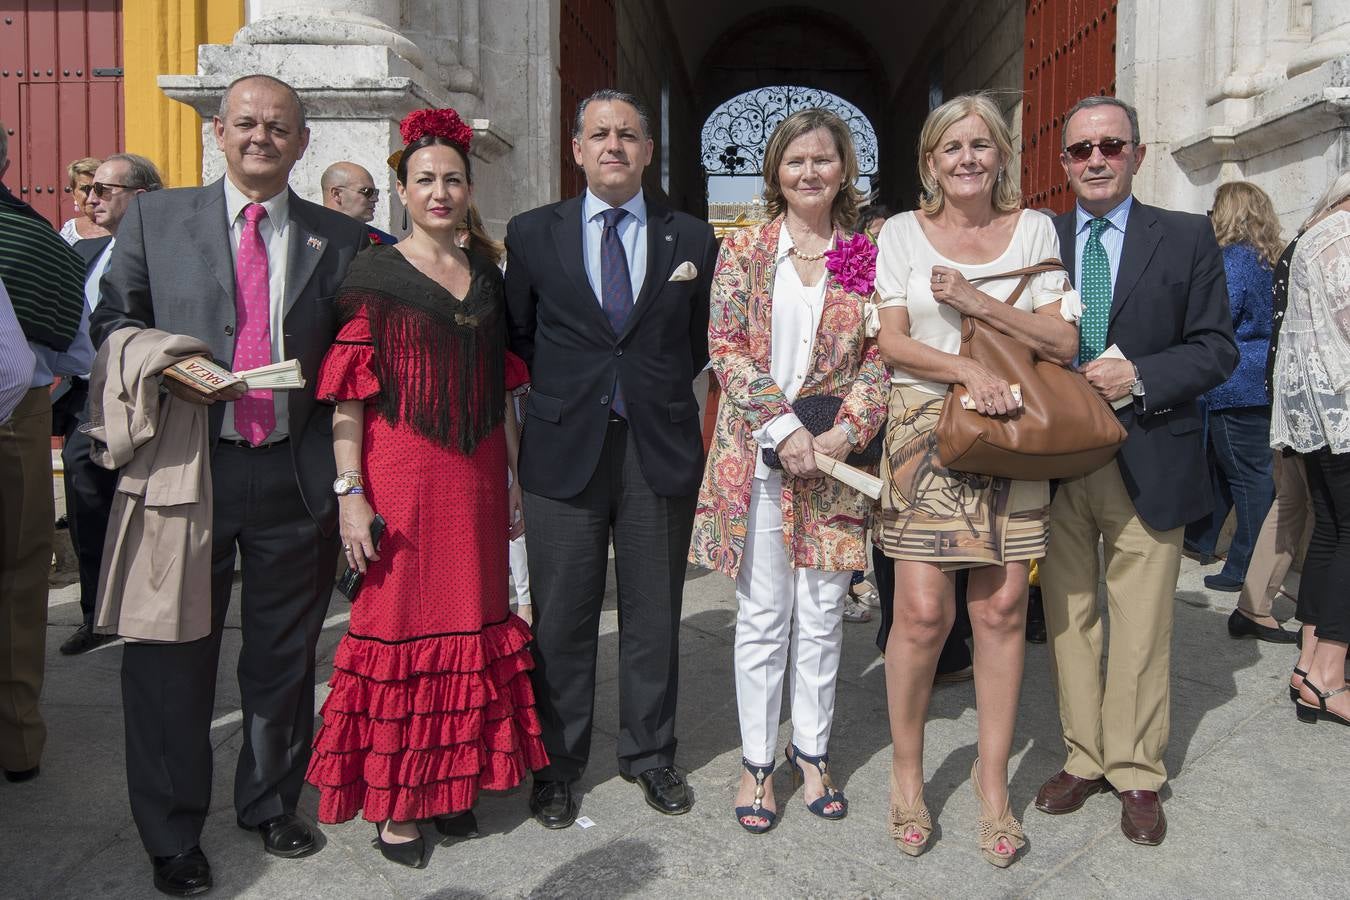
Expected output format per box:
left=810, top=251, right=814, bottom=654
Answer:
left=0, top=206, right=87, bottom=351
left=0, top=276, right=37, bottom=423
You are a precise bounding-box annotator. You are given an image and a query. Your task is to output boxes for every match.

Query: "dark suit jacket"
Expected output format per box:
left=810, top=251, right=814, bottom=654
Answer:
left=1054, top=200, right=1238, bottom=532
left=90, top=177, right=368, bottom=534
left=73, top=235, right=113, bottom=271
left=504, top=195, right=718, bottom=499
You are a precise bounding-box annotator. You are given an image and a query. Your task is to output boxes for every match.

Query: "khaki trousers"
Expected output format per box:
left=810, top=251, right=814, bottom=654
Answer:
left=0, top=387, right=53, bottom=771
left=1041, top=459, right=1180, bottom=792
left=1238, top=452, right=1312, bottom=617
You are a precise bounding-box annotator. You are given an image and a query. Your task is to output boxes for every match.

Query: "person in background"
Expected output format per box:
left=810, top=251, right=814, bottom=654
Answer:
left=857, top=203, right=892, bottom=242
left=691, top=108, right=889, bottom=833
left=0, top=279, right=36, bottom=425
left=321, top=160, right=398, bottom=245
left=1184, top=182, right=1282, bottom=595
left=874, top=93, right=1078, bottom=867
left=1271, top=171, right=1350, bottom=727
left=59, top=157, right=111, bottom=245
left=57, top=153, right=165, bottom=656
left=0, top=126, right=90, bottom=785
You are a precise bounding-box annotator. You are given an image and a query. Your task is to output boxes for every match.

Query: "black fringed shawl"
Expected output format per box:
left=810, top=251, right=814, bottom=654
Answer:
left=337, top=244, right=505, bottom=455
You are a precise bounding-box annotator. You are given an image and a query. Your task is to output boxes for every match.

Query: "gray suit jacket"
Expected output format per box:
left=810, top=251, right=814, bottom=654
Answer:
left=90, top=177, right=368, bottom=534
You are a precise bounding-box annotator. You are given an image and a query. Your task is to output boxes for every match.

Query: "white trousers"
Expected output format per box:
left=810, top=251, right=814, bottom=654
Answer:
left=509, top=534, right=531, bottom=606
left=734, top=472, right=850, bottom=766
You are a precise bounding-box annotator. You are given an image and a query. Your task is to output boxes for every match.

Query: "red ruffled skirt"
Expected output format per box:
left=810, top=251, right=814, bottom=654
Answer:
left=307, top=616, right=548, bottom=823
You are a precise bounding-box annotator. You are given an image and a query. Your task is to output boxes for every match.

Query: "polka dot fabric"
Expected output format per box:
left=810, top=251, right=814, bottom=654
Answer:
left=1078, top=217, right=1113, bottom=363
left=231, top=203, right=276, bottom=444
left=305, top=309, right=548, bottom=824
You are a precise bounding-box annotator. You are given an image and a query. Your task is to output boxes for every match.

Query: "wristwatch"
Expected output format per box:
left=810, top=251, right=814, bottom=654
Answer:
left=333, top=473, right=364, bottom=496
left=838, top=419, right=860, bottom=446
left=1130, top=363, right=1145, bottom=398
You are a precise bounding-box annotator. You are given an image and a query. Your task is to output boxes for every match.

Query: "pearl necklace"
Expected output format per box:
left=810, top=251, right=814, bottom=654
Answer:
left=787, top=229, right=836, bottom=261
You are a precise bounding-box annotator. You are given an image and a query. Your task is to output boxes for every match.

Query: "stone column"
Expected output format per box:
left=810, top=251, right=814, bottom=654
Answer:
left=1288, top=0, right=1350, bottom=77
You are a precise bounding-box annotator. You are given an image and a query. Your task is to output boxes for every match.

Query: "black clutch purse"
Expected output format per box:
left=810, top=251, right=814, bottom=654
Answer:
left=761, top=394, right=884, bottom=469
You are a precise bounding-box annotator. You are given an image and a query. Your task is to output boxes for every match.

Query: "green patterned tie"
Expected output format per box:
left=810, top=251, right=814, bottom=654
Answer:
left=1078, top=217, right=1112, bottom=363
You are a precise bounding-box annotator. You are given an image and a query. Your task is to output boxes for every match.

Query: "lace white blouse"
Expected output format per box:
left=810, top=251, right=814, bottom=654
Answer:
left=1271, top=211, right=1350, bottom=454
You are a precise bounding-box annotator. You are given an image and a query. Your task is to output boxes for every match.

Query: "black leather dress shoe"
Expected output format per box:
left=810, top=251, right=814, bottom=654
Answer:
left=529, top=779, right=578, bottom=829
left=621, top=766, right=692, bottom=815
left=59, top=623, right=116, bottom=655
left=237, top=813, right=316, bottom=858
left=1204, top=573, right=1243, bottom=592
left=152, top=846, right=211, bottom=897
left=1227, top=608, right=1297, bottom=644
left=2, top=765, right=39, bottom=783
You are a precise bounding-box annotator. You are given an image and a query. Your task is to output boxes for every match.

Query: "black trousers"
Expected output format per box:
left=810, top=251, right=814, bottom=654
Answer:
left=523, top=419, right=696, bottom=781
left=1297, top=448, right=1350, bottom=643
left=121, top=442, right=338, bottom=856
left=872, top=545, right=972, bottom=672
left=62, top=422, right=119, bottom=625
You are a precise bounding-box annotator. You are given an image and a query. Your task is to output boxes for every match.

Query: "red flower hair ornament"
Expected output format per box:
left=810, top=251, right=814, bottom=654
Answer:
left=387, top=108, right=474, bottom=171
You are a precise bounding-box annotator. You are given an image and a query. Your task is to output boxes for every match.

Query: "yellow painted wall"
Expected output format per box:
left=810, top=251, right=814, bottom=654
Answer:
left=123, top=1, right=243, bottom=188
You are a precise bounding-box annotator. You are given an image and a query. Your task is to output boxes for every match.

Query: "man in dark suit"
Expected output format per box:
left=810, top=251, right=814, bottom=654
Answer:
left=58, top=153, right=163, bottom=656
left=504, top=88, right=717, bottom=828
left=1034, top=96, right=1237, bottom=847
left=91, top=74, right=366, bottom=896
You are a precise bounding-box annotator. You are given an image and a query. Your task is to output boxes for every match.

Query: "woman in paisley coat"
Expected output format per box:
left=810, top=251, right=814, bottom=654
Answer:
left=689, top=108, right=889, bottom=834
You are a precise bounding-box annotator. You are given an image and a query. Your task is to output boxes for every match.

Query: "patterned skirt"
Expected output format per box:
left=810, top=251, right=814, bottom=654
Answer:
left=875, top=384, right=1049, bottom=570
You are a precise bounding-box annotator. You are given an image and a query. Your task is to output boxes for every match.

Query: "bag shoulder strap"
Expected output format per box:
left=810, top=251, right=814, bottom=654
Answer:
left=967, top=258, right=1066, bottom=307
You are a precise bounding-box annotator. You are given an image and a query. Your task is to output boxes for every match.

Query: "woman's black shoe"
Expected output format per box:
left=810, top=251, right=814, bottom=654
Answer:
left=1226, top=609, right=1297, bottom=644
left=433, top=810, right=479, bottom=838
left=375, top=826, right=426, bottom=868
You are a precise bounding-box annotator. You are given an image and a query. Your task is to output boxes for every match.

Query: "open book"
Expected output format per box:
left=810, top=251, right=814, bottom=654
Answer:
left=164, top=356, right=306, bottom=398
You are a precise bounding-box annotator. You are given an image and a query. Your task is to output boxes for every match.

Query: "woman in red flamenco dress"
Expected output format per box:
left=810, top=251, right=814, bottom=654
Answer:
left=305, top=108, right=547, bottom=868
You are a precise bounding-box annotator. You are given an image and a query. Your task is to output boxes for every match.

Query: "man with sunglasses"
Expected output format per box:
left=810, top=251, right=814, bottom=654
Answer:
left=57, top=154, right=164, bottom=657
left=1034, top=96, right=1237, bottom=847
left=320, top=161, right=397, bottom=245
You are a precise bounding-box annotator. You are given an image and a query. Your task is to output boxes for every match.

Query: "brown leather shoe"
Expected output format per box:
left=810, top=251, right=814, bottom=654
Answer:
left=1118, top=790, right=1166, bottom=845
left=1034, top=770, right=1109, bottom=814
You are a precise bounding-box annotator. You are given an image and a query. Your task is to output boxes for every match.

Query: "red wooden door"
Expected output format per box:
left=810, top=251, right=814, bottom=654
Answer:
left=1021, top=0, right=1117, bottom=213
left=559, top=0, right=616, bottom=200
left=0, top=1, right=123, bottom=225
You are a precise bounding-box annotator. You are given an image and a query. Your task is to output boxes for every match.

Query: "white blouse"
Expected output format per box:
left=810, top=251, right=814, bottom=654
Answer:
left=873, top=209, right=1073, bottom=394
left=750, top=225, right=829, bottom=480
left=1271, top=210, right=1350, bottom=454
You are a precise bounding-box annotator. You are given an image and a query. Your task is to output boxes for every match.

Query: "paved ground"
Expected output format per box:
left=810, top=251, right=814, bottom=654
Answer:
left=4, top=549, right=1348, bottom=899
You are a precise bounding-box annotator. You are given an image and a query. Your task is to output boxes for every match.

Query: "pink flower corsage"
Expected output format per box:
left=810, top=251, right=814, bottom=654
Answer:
left=825, top=232, right=878, bottom=296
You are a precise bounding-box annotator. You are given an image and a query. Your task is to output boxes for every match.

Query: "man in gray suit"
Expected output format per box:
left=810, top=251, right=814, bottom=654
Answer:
left=91, top=74, right=366, bottom=897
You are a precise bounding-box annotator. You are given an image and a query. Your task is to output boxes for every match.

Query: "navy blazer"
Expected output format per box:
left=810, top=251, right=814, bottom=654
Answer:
left=1055, top=200, right=1238, bottom=532
left=504, top=195, right=718, bottom=499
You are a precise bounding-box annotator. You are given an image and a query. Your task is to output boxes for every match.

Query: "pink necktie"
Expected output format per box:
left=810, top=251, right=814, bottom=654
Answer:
left=231, top=203, right=275, bottom=445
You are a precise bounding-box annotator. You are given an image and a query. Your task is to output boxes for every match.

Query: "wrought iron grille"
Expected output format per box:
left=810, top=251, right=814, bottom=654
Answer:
left=700, top=85, right=879, bottom=176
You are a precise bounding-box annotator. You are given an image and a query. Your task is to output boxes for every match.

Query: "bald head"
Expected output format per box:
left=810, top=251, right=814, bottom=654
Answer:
left=321, top=161, right=378, bottom=223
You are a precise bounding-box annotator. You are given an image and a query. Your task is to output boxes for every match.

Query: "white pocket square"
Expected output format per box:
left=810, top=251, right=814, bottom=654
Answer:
left=668, top=261, right=698, bottom=282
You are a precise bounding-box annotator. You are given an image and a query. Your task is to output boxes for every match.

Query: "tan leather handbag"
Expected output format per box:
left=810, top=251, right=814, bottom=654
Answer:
left=934, top=259, right=1127, bottom=480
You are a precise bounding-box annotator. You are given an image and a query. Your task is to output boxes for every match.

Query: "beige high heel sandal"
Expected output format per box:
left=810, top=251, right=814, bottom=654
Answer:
left=971, top=760, right=1025, bottom=868
left=887, top=769, right=932, bottom=857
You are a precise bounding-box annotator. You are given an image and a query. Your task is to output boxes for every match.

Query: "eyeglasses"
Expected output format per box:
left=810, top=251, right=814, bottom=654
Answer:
left=1063, top=139, right=1132, bottom=162
left=337, top=186, right=380, bottom=200
left=90, top=182, right=134, bottom=198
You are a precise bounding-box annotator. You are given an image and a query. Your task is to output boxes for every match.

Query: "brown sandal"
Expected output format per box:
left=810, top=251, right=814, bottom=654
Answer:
left=887, top=768, right=932, bottom=857
left=972, top=760, right=1025, bottom=868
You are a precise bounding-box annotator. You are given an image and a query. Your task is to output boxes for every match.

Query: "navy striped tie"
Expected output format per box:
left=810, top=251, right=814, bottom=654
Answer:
left=600, top=207, right=633, bottom=417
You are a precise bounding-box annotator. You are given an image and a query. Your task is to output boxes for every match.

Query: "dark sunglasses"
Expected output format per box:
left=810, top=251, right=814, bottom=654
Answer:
left=90, top=182, right=134, bottom=198
left=337, top=185, right=380, bottom=200
left=1063, top=139, right=1132, bottom=162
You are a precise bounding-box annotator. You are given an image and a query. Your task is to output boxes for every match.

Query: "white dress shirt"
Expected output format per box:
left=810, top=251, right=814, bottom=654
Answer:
left=222, top=176, right=290, bottom=441
left=751, top=227, right=828, bottom=480
left=582, top=188, right=647, bottom=303
left=84, top=238, right=114, bottom=312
